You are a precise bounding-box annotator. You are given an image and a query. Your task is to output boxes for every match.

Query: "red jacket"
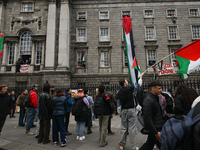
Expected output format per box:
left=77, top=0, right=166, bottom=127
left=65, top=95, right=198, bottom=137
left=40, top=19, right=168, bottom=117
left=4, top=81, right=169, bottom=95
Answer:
left=29, top=90, right=38, bottom=109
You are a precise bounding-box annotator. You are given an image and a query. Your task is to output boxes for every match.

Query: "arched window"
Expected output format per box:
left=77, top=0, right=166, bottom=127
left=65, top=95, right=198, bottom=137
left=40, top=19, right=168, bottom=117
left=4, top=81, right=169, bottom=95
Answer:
left=19, top=32, right=32, bottom=56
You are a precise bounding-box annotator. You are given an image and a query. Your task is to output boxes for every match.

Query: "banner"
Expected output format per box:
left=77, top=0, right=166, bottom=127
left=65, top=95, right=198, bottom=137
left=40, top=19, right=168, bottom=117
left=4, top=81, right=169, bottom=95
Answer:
left=20, top=65, right=29, bottom=73
left=158, top=64, right=175, bottom=75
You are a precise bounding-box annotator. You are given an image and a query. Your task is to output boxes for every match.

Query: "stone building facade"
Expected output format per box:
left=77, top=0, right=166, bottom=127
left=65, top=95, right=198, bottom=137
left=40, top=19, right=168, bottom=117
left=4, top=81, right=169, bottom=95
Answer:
left=0, top=0, right=200, bottom=88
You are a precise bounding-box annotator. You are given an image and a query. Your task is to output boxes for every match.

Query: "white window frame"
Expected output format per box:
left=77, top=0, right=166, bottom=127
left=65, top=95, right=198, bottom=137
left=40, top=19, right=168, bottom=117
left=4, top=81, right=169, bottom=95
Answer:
left=35, top=42, right=42, bottom=65
left=76, top=11, right=87, bottom=20
left=77, top=51, right=86, bottom=68
left=99, top=11, right=109, bottom=20
left=189, top=8, right=200, bottom=17
left=76, top=28, right=87, bottom=42
left=99, top=27, right=110, bottom=42
left=121, top=10, right=132, bottom=19
left=100, top=51, right=110, bottom=67
left=144, top=9, right=154, bottom=18
left=147, top=50, right=157, bottom=66
left=8, top=43, right=15, bottom=65
left=145, top=26, right=156, bottom=40
left=191, top=25, right=200, bottom=39
left=21, top=1, right=34, bottom=12
left=168, top=26, right=179, bottom=40
left=166, top=9, right=177, bottom=18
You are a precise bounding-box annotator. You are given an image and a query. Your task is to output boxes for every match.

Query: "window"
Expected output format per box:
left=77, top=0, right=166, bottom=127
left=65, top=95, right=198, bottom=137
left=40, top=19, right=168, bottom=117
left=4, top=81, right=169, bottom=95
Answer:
left=77, top=51, right=86, bottom=68
left=77, top=12, right=87, bottom=20
left=100, top=28, right=109, bottom=41
left=190, top=9, right=199, bottom=17
left=192, top=26, right=200, bottom=39
left=22, top=2, right=33, bottom=12
left=124, top=50, right=128, bottom=67
left=101, top=51, right=109, bottom=67
left=35, top=42, right=42, bottom=65
left=167, top=9, right=175, bottom=17
left=8, top=43, right=15, bottom=65
left=77, top=28, right=86, bottom=42
left=146, top=27, right=155, bottom=40
left=148, top=50, right=156, bottom=66
left=99, top=11, right=109, bottom=19
left=77, top=83, right=85, bottom=88
left=122, top=11, right=131, bottom=18
left=171, top=49, right=178, bottom=66
left=169, top=26, right=178, bottom=40
left=19, top=32, right=32, bottom=56
left=144, top=10, right=153, bottom=18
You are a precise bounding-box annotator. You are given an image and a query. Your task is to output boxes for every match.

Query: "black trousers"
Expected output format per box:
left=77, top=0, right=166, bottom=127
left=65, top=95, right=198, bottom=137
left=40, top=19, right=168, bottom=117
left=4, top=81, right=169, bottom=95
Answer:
left=38, top=120, right=51, bottom=144
left=65, top=112, right=70, bottom=132
left=11, top=105, right=16, bottom=116
left=0, top=117, right=6, bottom=133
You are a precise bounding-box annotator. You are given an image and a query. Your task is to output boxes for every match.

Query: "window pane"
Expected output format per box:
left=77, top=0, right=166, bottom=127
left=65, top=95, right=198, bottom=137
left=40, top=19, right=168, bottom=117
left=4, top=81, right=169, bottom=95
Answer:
left=148, top=50, right=156, bottom=66
left=78, top=12, right=86, bottom=19
left=169, top=26, right=177, bottom=39
left=146, top=27, right=154, bottom=40
left=19, top=32, right=32, bottom=56
left=192, top=26, right=200, bottom=39
left=167, top=10, right=175, bottom=17
left=100, top=28, right=109, bottom=41
left=36, top=42, right=42, bottom=65
left=171, top=49, right=178, bottom=66
left=124, top=50, right=128, bottom=67
left=100, top=12, right=108, bottom=19
left=8, top=43, right=15, bottom=65
left=190, top=9, right=198, bottom=16
left=77, top=51, right=86, bottom=68
left=23, top=3, right=33, bottom=11
left=78, top=29, right=86, bottom=42
left=145, top=10, right=153, bottom=17
left=101, top=51, right=109, bottom=67
left=122, top=11, right=130, bottom=18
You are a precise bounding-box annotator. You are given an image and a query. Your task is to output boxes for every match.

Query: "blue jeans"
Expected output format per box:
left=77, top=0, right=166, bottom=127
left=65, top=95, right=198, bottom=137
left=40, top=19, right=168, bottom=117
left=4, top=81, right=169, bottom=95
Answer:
left=26, top=107, right=36, bottom=132
left=19, top=107, right=26, bottom=126
left=87, top=108, right=92, bottom=132
left=52, top=117, right=66, bottom=143
left=76, top=121, right=86, bottom=137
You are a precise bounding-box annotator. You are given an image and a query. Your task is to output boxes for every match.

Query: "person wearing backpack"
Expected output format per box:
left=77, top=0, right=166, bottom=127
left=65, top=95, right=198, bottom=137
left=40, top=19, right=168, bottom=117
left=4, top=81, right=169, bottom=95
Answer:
left=52, top=89, right=68, bottom=147
left=74, top=89, right=89, bottom=141
left=26, top=84, right=39, bottom=135
left=95, top=85, right=113, bottom=147
left=140, top=81, right=165, bottom=150
left=17, top=89, right=28, bottom=127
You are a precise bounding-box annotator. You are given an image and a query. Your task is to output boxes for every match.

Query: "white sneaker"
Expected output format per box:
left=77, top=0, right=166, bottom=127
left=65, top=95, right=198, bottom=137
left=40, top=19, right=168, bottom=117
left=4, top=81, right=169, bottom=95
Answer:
left=54, top=142, right=57, bottom=146
left=136, top=147, right=139, bottom=150
left=76, top=136, right=79, bottom=140
left=82, top=136, right=85, bottom=140
left=79, top=136, right=85, bottom=141
left=61, top=143, right=66, bottom=147
left=26, top=131, right=35, bottom=135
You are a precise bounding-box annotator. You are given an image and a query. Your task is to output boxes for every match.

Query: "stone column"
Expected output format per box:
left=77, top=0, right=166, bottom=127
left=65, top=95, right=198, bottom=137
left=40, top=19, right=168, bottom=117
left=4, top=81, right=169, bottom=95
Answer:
left=1, top=42, right=7, bottom=72
left=45, top=0, right=57, bottom=71
left=0, top=1, right=5, bottom=32
left=29, top=42, right=35, bottom=73
left=11, top=43, right=18, bottom=72
left=57, top=0, right=70, bottom=71
left=40, top=41, right=45, bottom=70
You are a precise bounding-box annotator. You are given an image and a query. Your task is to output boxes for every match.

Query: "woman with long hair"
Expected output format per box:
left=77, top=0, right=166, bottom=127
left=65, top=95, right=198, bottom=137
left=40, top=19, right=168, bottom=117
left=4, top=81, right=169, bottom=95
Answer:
left=174, top=83, right=199, bottom=115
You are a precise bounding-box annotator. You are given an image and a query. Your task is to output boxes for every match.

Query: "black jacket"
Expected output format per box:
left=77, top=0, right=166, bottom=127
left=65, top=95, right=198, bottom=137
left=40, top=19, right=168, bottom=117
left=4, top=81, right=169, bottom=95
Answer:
left=174, top=94, right=191, bottom=115
left=38, top=92, right=52, bottom=120
left=11, top=94, right=17, bottom=106
left=52, top=94, right=67, bottom=117
left=75, top=97, right=90, bottom=122
left=118, top=86, right=135, bottom=110
left=0, top=93, right=12, bottom=119
left=143, top=92, right=165, bottom=135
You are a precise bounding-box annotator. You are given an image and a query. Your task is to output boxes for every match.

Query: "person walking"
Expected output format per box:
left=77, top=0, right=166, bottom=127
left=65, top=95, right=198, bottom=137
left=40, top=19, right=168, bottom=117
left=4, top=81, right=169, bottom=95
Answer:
left=140, top=81, right=165, bottom=150
left=105, top=85, right=116, bottom=135
left=52, top=89, right=67, bottom=147
left=74, top=89, right=89, bottom=140
left=84, top=88, right=94, bottom=134
left=17, top=89, right=28, bottom=127
left=96, top=85, right=113, bottom=147
left=10, top=90, right=17, bottom=118
left=0, top=85, right=12, bottom=135
left=38, top=81, right=52, bottom=144
left=65, top=88, right=73, bottom=136
left=26, top=84, right=39, bottom=135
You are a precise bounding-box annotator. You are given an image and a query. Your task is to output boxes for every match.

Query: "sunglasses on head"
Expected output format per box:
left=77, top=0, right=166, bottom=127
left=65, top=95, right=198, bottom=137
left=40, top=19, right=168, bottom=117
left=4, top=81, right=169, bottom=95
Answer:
left=78, top=90, right=84, bottom=92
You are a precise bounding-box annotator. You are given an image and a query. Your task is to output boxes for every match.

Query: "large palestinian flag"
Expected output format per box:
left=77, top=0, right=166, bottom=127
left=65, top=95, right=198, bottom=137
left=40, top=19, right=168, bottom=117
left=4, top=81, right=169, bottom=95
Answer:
left=123, top=16, right=141, bottom=86
left=0, top=34, right=4, bottom=58
left=174, top=39, right=200, bottom=75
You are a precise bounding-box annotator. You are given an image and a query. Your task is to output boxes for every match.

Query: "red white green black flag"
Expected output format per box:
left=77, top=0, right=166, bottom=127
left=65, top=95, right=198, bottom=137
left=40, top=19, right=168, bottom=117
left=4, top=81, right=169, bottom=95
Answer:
left=123, top=16, right=141, bottom=86
left=0, top=34, right=4, bottom=58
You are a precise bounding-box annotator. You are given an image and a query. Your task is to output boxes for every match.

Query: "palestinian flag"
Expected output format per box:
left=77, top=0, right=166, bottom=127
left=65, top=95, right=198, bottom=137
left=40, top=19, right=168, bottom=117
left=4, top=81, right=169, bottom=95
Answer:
left=174, top=39, right=200, bottom=77
left=123, top=16, right=141, bottom=86
left=157, top=60, right=163, bottom=71
left=153, top=66, right=156, bottom=80
left=0, top=34, right=4, bottom=58
left=171, top=14, right=176, bottom=23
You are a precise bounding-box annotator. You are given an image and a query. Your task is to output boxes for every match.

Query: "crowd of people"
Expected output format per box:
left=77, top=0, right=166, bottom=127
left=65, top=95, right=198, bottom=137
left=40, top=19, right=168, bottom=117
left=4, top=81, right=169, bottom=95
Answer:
left=0, top=74, right=200, bottom=150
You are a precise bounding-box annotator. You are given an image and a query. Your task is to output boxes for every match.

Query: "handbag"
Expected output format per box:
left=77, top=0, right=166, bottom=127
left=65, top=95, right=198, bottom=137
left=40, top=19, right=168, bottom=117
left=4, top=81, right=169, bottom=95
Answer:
left=136, top=112, right=150, bottom=135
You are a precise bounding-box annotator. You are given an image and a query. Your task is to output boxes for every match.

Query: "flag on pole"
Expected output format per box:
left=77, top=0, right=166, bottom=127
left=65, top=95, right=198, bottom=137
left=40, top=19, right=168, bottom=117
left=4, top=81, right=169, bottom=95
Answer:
left=157, top=60, right=163, bottom=71
left=123, top=16, right=141, bottom=86
left=171, top=14, right=176, bottom=23
left=153, top=66, right=156, bottom=80
left=81, top=50, right=85, bottom=68
left=0, top=34, right=4, bottom=58
left=174, top=39, right=200, bottom=78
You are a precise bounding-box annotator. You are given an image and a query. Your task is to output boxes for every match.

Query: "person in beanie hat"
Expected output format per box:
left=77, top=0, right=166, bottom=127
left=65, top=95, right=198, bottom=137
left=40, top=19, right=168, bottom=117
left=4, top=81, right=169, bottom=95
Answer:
left=38, top=81, right=52, bottom=144
left=52, top=89, right=68, bottom=147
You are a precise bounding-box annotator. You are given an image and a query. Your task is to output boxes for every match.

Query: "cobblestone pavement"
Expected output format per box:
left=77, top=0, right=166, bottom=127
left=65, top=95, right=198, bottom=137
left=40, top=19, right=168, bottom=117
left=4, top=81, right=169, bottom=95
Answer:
left=0, top=113, right=158, bottom=150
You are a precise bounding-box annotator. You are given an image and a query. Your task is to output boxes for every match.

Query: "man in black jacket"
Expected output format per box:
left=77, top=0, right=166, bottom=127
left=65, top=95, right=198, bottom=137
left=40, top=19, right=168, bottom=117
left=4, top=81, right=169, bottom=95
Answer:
left=0, top=84, right=12, bottom=135
left=38, top=81, right=52, bottom=144
left=10, top=90, right=17, bottom=118
left=140, top=81, right=165, bottom=150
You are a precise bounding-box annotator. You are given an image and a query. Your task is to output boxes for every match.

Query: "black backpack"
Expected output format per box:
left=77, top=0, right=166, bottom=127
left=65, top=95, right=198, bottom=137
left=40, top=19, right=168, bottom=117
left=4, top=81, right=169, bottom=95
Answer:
left=71, top=97, right=83, bottom=116
left=94, top=95, right=105, bottom=116
left=23, top=91, right=33, bottom=107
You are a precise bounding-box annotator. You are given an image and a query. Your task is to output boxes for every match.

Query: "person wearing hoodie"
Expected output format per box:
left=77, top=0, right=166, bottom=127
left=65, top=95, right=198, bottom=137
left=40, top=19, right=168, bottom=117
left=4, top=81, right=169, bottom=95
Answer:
left=38, top=81, right=52, bottom=144
left=0, top=84, right=12, bottom=135
left=52, top=89, right=68, bottom=147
